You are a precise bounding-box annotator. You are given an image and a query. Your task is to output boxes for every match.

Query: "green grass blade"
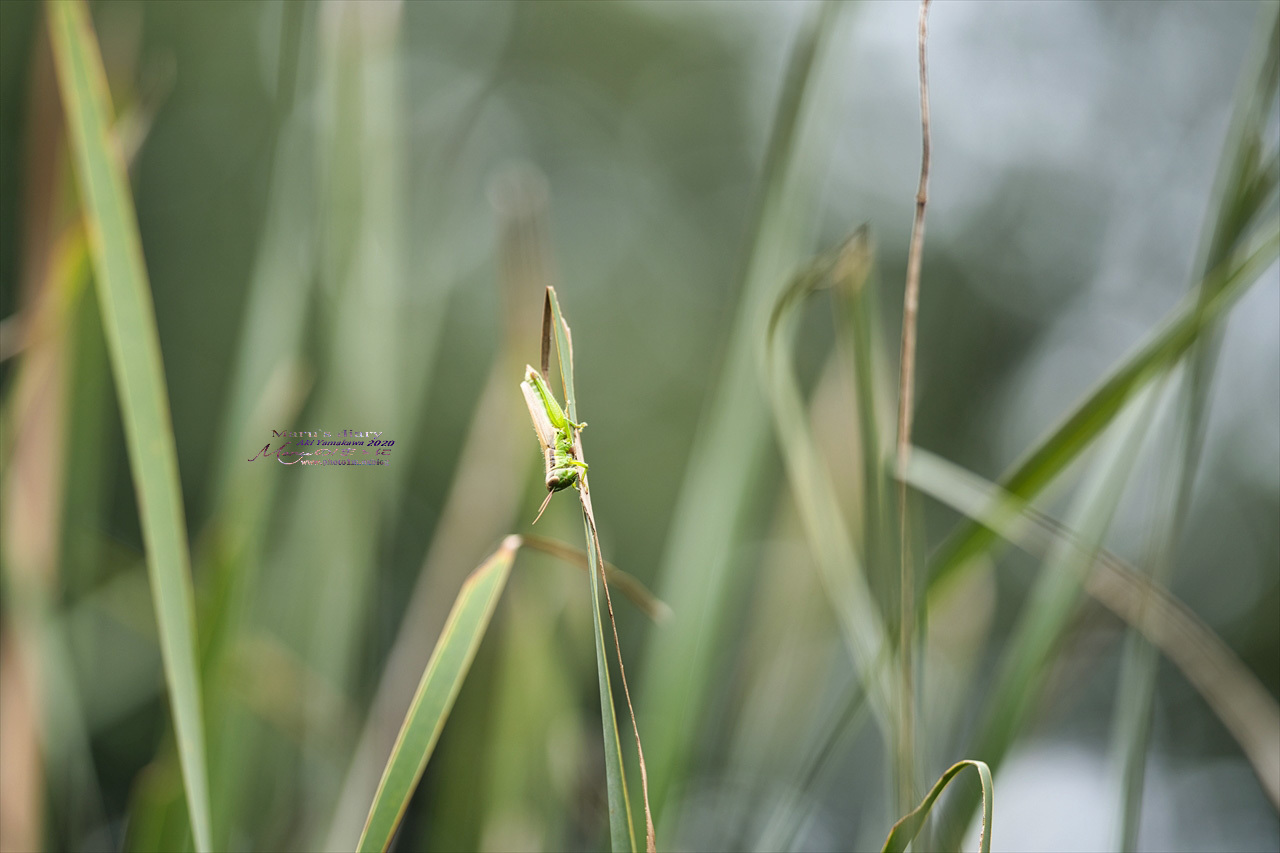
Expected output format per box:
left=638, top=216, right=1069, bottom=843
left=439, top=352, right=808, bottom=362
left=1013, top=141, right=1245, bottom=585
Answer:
left=831, top=231, right=893, bottom=617
left=928, top=219, right=1280, bottom=589
left=46, top=2, right=211, bottom=849
left=356, top=537, right=520, bottom=853
left=546, top=285, right=640, bottom=853
left=905, top=446, right=1280, bottom=810
left=639, top=2, right=849, bottom=821
left=584, top=503, right=641, bottom=853
left=881, top=760, right=993, bottom=853
left=763, top=231, right=892, bottom=727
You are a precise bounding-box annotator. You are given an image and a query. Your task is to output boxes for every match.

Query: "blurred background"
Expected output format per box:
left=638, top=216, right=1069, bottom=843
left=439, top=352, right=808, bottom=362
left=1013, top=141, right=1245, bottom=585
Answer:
left=0, top=1, right=1277, bottom=851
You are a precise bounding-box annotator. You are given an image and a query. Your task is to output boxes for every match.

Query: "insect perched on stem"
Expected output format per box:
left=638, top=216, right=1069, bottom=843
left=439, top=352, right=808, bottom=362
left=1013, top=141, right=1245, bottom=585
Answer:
left=521, top=363, right=588, bottom=522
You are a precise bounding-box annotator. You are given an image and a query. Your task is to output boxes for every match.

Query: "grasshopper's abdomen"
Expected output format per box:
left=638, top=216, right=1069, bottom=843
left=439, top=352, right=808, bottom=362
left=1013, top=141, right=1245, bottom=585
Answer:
left=543, top=446, right=580, bottom=491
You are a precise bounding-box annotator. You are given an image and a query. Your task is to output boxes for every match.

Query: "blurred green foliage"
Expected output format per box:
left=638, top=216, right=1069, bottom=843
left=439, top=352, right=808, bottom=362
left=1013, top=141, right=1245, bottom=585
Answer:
left=1, top=1, right=1277, bottom=852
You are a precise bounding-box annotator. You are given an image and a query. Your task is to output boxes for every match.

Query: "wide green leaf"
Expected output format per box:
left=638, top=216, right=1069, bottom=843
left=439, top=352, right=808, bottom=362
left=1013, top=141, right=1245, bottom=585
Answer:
left=47, top=2, right=211, bottom=849
left=356, top=537, right=519, bottom=853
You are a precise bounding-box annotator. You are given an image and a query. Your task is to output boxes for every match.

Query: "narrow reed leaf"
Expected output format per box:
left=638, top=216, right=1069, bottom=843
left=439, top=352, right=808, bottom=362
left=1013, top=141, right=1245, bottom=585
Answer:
left=47, top=2, right=211, bottom=849
left=356, top=537, right=520, bottom=853
left=928, top=220, right=1280, bottom=589
left=904, top=447, right=1280, bottom=809
left=881, top=759, right=992, bottom=853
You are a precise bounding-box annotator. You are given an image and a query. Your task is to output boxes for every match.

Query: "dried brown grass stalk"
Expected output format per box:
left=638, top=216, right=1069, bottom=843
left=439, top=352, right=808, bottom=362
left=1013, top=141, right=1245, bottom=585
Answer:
left=894, top=0, right=932, bottom=814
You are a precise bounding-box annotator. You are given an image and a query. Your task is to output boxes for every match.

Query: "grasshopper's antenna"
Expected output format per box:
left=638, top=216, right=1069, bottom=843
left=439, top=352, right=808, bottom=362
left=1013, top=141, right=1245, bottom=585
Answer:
left=532, top=490, right=555, bottom=524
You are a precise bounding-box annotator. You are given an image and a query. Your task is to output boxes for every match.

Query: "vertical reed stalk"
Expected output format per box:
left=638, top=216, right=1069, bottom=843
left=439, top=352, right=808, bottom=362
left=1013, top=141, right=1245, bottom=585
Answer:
left=894, top=0, right=932, bottom=818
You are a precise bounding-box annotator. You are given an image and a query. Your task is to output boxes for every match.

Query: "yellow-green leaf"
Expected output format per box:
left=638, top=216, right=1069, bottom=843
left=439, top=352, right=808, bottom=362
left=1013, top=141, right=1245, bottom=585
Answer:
left=357, top=537, right=519, bottom=853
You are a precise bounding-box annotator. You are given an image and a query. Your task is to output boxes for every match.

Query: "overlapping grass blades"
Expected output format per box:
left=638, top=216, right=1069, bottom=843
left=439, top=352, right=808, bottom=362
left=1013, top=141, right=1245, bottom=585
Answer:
left=881, top=759, right=993, bottom=853
left=927, top=221, right=1280, bottom=590
left=904, top=447, right=1280, bottom=809
left=1111, top=6, right=1280, bottom=846
left=356, top=538, right=519, bottom=853
left=932, top=381, right=1164, bottom=848
left=638, top=1, right=848, bottom=823
left=919, top=23, right=1279, bottom=838
left=46, top=2, right=211, bottom=849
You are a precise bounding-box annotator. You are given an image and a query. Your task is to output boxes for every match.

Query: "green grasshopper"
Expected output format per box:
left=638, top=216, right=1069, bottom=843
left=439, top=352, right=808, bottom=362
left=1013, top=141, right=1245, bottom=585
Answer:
left=521, top=364, right=588, bottom=522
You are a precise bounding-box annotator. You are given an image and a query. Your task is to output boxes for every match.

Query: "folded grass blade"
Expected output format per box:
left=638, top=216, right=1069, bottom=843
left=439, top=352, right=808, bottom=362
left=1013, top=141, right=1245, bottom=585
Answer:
left=356, top=537, right=519, bottom=853
left=832, top=232, right=893, bottom=619
left=545, top=285, right=654, bottom=853
left=47, top=2, right=211, bottom=848
left=881, top=759, right=993, bottom=853
left=763, top=231, right=892, bottom=727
